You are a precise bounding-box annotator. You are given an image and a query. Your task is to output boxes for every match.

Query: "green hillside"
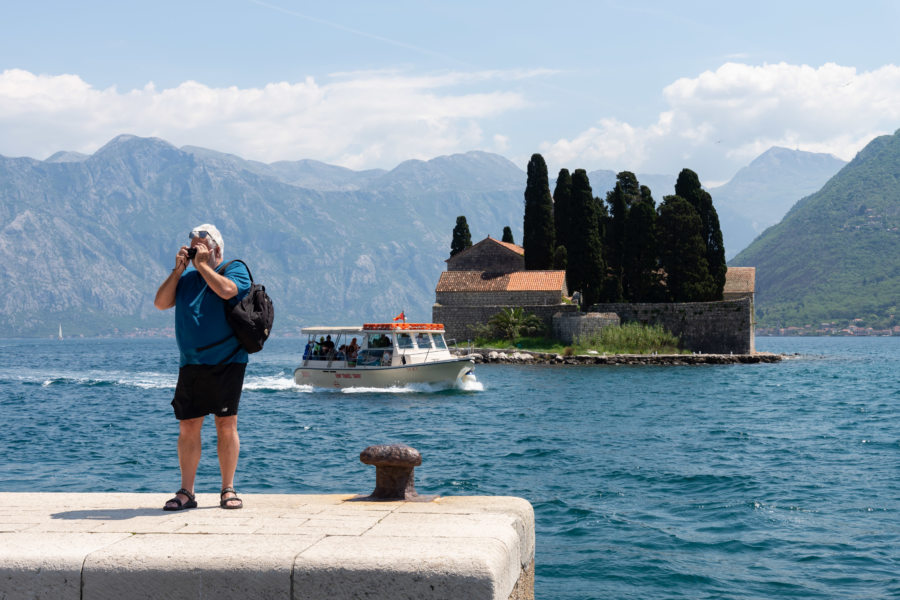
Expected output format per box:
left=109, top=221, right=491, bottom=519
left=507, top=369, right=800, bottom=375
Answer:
left=731, top=129, right=900, bottom=329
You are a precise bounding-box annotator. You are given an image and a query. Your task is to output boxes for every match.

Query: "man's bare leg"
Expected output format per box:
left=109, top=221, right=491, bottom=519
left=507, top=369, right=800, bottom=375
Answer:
left=165, top=416, right=204, bottom=509
left=215, top=415, right=241, bottom=507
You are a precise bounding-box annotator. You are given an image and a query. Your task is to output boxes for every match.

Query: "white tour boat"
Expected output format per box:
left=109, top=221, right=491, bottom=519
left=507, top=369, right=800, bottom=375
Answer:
left=293, top=322, right=475, bottom=389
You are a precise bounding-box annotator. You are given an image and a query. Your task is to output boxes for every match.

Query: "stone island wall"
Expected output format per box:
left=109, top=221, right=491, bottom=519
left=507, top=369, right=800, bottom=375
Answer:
left=433, top=303, right=579, bottom=343
left=588, top=298, right=755, bottom=354
left=552, top=312, right=621, bottom=345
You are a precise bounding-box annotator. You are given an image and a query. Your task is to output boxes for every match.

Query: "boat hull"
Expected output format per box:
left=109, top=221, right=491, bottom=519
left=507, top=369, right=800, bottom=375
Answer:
left=294, top=357, right=474, bottom=389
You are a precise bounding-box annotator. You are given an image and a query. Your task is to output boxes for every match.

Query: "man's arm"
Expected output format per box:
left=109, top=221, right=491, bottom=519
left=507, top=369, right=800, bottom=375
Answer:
left=192, top=241, right=244, bottom=300
left=196, top=261, right=239, bottom=300
left=154, top=247, right=190, bottom=310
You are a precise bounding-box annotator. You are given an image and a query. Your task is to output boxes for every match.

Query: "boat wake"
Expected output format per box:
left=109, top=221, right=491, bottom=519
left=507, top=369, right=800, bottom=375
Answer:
left=6, top=370, right=485, bottom=394
left=2, top=369, right=175, bottom=390
left=242, top=375, right=301, bottom=392
left=340, top=382, right=451, bottom=394
left=285, top=376, right=484, bottom=395
left=457, top=376, right=484, bottom=392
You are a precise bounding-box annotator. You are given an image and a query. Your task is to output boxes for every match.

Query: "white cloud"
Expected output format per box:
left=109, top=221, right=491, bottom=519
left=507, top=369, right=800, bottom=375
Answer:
left=5, top=62, right=899, bottom=180
left=541, top=62, right=900, bottom=181
left=0, top=68, right=530, bottom=168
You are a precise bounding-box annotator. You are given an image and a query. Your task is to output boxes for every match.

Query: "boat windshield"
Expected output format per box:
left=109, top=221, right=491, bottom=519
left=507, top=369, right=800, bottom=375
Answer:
left=414, top=332, right=433, bottom=349
left=396, top=332, right=414, bottom=348
left=433, top=333, right=447, bottom=349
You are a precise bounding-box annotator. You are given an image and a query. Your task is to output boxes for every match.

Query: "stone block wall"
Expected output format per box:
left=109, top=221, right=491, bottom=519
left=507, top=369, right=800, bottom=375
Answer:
left=433, top=303, right=579, bottom=343
left=589, top=298, right=755, bottom=354
left=448, top=251, right=524, bottom=273
left=436, top=291, right=563, bottom=307
left=552, top=312, right=621, bottom=345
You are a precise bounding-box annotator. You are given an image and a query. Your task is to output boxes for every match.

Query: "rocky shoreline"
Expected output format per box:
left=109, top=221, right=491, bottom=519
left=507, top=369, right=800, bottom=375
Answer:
left=453, top=348, right=784, bottom=365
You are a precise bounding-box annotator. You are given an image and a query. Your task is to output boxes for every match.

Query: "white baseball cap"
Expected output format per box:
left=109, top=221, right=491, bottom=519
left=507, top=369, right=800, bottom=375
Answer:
left=190, top=224, right=224, bottom=253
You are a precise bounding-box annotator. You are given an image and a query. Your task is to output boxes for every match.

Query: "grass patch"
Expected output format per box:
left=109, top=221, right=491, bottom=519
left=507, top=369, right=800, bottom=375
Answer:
left=471, top=335, right=568, bottom=353
left=575, top=322, right=684, bottom=355
left=468, top=323, right=685, bottom=355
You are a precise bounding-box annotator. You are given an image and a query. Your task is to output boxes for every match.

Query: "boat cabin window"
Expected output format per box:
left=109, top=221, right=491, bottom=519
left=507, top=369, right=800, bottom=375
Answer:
left=303, top=333, right=343, bottom=360
left=367, top=333, right=392, bottom=348
left=356, top=348, right=392, bottom=367
left=433, top=333, right=447, bottom=349
left=396, top=333, right=414, bottom=348
left=414, top=332, right=433, bottom=349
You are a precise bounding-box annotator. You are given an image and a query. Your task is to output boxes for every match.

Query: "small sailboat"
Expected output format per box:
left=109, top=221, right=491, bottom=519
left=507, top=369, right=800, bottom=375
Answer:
left=57, top=324, right=63, bottom=341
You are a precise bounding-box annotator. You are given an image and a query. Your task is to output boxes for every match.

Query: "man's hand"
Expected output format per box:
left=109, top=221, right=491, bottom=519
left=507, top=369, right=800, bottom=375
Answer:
left=192, top=243, right=211, bottom=266
left=175, top=246, right=191, bottom=272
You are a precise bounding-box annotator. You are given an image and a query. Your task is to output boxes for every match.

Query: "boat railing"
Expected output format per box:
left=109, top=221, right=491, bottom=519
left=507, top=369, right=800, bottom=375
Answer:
left=303, top=347, right=346, bottom=367
left=356, top=348, right=392, bottom=367
left=447, top=338, right=472, bottom=356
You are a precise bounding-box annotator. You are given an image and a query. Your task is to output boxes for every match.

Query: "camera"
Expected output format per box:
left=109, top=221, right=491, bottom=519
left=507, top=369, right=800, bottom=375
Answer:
left=186, top=247, right=198, bottom=260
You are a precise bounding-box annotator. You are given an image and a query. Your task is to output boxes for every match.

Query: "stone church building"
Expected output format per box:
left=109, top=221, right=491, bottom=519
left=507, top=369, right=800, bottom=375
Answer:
left=431, top=237, right=576, bottom=342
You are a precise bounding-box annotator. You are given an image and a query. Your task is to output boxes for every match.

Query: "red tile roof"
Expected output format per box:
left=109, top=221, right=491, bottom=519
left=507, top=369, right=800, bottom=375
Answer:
left=494, top=239, right=525, bottom=255
left=446, top=236, right=524, bottom=263
left=436, top=270, right=566, bottom=292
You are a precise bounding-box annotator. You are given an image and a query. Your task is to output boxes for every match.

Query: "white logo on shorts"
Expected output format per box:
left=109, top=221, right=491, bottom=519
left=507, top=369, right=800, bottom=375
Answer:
left=221, top=407, right=228, bottom=413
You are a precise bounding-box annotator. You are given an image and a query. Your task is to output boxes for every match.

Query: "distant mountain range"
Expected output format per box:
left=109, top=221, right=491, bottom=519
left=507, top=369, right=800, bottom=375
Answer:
left=0, top=134, right=860, bottom=336
left=0, top=135, right=526, bottom=337
left=732, top=129, right=900, bottom=328
left=713, top=147, right=847, bottom=259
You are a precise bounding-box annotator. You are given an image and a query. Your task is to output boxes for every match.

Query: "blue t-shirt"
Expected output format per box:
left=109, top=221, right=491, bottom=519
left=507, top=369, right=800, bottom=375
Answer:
left=175, top=260, right=252, bottom=366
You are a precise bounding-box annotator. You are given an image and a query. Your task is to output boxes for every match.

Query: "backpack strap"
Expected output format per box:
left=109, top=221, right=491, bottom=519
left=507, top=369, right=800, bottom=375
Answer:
left=194, top=259, right=252, bottom=358
left=217, top=259, right=254, bottom=283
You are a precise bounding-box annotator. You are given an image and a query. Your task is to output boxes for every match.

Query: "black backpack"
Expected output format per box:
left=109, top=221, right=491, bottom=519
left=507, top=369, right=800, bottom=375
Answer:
left=198, top=259, right=274, bottom=360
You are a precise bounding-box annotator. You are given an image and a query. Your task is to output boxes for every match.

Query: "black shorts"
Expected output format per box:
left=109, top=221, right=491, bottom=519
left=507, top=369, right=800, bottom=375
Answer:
left=171, top=362, right=247, bottom=420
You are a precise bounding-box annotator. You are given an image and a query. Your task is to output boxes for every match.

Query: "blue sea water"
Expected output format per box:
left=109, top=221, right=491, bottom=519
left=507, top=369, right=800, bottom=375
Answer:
left=1, top=336, right=898, bottom=599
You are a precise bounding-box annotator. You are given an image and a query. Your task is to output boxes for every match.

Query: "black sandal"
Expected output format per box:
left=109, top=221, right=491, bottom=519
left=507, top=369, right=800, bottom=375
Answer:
left=220, top=487, right=243, bottom=509
left=163, top=488, right=197, bottom=511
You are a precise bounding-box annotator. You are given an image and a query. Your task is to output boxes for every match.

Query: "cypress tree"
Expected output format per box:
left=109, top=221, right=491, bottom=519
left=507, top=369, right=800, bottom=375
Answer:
left=657, top=196, right=715, bottom=302
left=450, top=215, right=472, bottom=257
left=523, top=154, right=555, bottom=269
left=567, top=169, right=605, bottom=307
left=553, top=245, right=568, bottom=271
left=674, top=169, right=727, bottom=299
left=501, top=226, right=515, bottom=244
left=553, top=168, right=573, bottom=257
left=623, top=186, right=663, bottom=301
left=604, top=172, right=641, bottom=302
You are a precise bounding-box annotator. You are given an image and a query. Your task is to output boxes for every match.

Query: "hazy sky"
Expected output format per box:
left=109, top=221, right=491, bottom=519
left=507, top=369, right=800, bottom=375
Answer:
left=2, top=0, right=899, bottom=184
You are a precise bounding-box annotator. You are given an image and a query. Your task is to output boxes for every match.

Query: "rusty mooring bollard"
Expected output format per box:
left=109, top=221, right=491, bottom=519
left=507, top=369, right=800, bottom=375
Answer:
left=358, top=444, right=434, bottom=501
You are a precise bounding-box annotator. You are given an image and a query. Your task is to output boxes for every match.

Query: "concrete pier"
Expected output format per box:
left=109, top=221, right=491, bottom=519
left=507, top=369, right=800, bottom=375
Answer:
left=0, top=492, right=534, bottom=599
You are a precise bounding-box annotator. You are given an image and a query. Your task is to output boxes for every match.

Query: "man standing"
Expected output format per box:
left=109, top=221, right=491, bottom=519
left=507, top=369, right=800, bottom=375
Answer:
left=154, top=224, right=251, bottom=510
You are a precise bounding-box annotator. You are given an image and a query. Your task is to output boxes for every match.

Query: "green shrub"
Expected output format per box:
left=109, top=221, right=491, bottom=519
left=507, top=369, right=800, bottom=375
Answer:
left=477, top=308, right=546, bottom=341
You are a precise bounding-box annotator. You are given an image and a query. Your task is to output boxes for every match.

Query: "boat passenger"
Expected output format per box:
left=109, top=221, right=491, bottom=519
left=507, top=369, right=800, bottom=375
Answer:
left=347, top=337, right=359, bottom=359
